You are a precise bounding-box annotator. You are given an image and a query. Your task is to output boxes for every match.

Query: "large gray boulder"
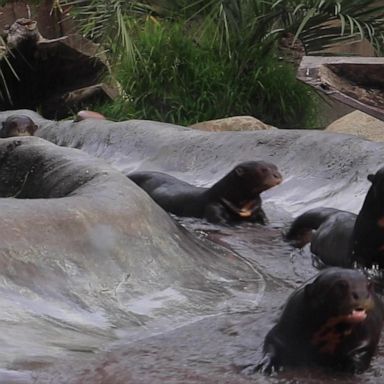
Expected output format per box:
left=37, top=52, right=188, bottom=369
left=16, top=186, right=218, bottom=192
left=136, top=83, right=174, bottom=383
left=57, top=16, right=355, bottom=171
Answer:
left=0, top=134, right=259, bottom=380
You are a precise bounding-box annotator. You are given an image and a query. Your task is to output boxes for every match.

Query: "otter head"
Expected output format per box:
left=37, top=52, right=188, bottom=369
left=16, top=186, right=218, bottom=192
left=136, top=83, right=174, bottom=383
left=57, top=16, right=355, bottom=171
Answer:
left=0, top=115, right=38, bottom=138
left=307, top=268, right=375, bottom=356
left=306, top=268, right=374, bottom=325
left=233, top=161, right=282, bottom=195
left=366, top=167, right=384, bottom=204
left=216, top=161, right=282, bottom=217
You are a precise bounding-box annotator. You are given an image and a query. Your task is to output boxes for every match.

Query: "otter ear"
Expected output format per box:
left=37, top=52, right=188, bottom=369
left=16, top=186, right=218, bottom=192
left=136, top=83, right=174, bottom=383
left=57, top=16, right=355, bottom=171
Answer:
left=367, top=174, right=375, bottom=183
left=235, top=166, right=245, bottom=177
left=304, top=283, right=314, bottom=298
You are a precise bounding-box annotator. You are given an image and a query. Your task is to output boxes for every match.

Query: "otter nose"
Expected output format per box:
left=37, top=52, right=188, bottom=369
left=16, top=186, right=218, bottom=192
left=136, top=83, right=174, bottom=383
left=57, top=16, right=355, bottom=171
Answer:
left=351, top=287, right=371, bottom=303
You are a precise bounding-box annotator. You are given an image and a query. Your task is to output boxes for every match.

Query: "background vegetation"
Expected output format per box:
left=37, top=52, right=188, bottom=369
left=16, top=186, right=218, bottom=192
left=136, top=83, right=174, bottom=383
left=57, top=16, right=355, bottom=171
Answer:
left=96, top=19, right=318, bottom=128
left=46, top=1, right=384, bottom=126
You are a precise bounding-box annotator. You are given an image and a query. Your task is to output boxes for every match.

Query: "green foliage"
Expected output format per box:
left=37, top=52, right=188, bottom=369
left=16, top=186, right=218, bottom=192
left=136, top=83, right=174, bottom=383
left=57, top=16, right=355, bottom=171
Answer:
left=96, top=19, right=319, bottom=128
left=61, top=0, right=384, bottom=61
left=271, top=0, right=384, bottom=55
left=61, top=0, right=384, bottom=128
left=60, top=1, right=152, bottom=63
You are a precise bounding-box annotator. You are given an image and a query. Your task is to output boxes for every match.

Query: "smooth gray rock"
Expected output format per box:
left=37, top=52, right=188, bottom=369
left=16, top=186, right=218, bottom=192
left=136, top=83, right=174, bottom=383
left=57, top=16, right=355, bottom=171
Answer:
left=0, top=134, right=260, bottom=367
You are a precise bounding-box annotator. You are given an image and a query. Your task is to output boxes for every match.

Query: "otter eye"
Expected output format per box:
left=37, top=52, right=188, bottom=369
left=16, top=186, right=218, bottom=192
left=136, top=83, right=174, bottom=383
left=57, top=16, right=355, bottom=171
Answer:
left=367, top=174, right=375, bottom=183
left=235, top=167, right=245, bottom=177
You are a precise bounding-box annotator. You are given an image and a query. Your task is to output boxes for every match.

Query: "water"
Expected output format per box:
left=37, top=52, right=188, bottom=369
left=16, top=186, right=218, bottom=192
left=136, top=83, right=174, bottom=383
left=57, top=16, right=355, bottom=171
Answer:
left=29, top=215, right=384, bottom=383
left=2, top=112, right=384, bottom=382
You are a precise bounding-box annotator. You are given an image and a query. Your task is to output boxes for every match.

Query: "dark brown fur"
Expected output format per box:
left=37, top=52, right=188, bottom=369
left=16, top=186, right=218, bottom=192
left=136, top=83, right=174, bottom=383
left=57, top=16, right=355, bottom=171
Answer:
left=252, top=268, right=384, bottom=374
left=128, top=161, right=282, bottom=224
left=285, top=167, right=384, bottom=269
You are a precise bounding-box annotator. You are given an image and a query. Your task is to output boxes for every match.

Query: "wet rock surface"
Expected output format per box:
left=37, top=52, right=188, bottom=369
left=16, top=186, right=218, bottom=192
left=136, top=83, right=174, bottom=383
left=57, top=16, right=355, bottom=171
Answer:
left=0, top=110, right=384, bottom=383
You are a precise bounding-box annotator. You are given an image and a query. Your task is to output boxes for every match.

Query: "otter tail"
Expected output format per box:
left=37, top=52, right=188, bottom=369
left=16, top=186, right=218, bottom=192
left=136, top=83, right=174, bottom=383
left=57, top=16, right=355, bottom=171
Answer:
left=285, top=207, right=342, bottom=248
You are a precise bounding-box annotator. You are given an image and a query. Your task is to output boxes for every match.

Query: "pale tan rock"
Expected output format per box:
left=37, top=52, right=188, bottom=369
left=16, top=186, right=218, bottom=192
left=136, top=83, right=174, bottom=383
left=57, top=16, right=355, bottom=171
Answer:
left=189, top=116, right=276, bottom=131
left=325, top=110, right=384, bottom=142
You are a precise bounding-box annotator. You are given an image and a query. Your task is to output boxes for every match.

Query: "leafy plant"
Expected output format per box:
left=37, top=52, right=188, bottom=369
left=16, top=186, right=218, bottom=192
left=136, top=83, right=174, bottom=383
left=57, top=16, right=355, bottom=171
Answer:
left=95, top=19, right=319, bottom=128
left=60, top=0, right=384, bottom=57
left=273, top=0, right=384, bottom=55
left=59, top=1, right=153, bottom=63
left=10, top=0, right=383, bottom=126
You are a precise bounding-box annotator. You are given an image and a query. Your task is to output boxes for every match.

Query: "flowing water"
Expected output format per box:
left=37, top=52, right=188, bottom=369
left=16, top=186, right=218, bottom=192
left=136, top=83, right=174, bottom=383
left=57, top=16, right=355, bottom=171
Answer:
left=32, top=212, right=384, bottom=384
left=0, top=111, right=384, bottom=383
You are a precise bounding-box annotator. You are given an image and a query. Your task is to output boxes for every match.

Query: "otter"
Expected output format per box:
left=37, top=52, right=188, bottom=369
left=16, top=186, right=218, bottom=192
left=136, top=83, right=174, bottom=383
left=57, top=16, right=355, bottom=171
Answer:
left=254, top=268, right=384, bottom=374
left=285, top=207, right=356, bottom=267
left=128, top=161, right=282, bottom=224
left=353, top=169, right=384, bottom=268
left=0, top=115, right=38, bottom=138
left=285, top=166, right=384, bottom=269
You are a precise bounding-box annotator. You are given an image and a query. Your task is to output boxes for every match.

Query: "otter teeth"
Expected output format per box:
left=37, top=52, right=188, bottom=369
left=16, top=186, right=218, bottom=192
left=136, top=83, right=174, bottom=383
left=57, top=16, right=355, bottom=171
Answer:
left=347, top=309, right=367, bottom=322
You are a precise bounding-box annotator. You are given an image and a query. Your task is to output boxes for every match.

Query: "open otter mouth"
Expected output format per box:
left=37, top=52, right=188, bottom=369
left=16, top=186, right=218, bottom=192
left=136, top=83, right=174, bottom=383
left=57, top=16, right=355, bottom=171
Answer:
left=345, top=308, right=367, bottom=323
left=221, top=198, right=258, bottom=218
left=324, top=308, right=368, bottom=327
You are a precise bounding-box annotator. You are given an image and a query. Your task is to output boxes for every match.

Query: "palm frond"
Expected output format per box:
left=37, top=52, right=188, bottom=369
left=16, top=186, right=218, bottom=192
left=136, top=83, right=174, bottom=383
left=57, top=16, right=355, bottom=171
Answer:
left=60, top=0, right=153, bottom=61
left=59, top=0, right=384, bottom=59
left=273, top=0, right=384, bottom=55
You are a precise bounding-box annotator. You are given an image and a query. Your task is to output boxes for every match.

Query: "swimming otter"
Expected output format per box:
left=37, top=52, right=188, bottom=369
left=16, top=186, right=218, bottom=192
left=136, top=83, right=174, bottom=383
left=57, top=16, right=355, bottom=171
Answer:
left=0, top=115, right=38, bottom=138
left=285, top=167, right=384, bottom=269
left=255, top=268, right=384, bottom=374
left=285, top=207, right=356, bottom=267
left=128, top=161, right=282, bottom=224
